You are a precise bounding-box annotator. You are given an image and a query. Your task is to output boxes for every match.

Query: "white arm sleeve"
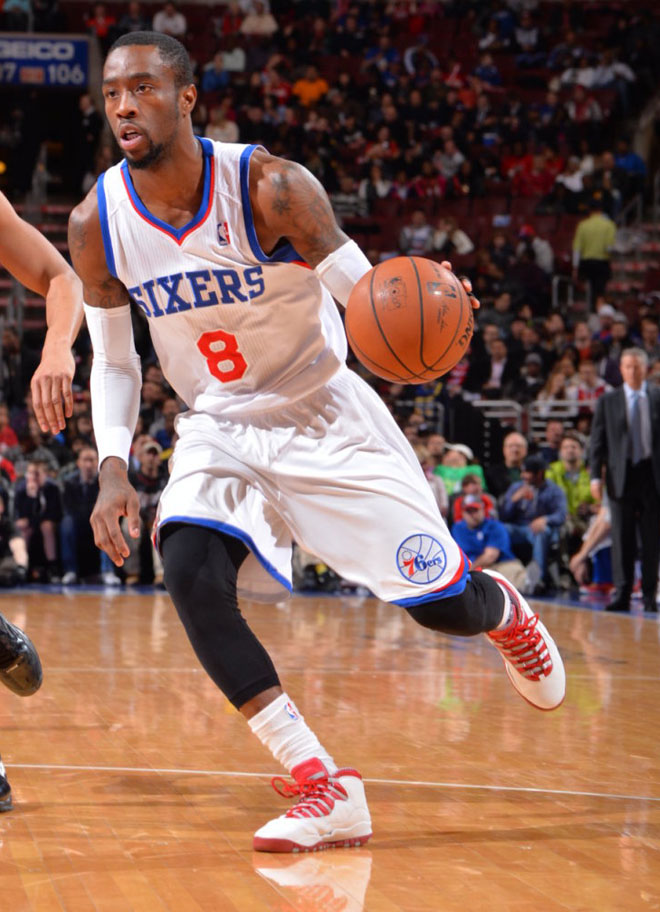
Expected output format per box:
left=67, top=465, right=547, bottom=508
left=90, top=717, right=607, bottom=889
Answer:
left=314, top=239, right=373, bottom=307
left=84, top=303, right=142, bottom=469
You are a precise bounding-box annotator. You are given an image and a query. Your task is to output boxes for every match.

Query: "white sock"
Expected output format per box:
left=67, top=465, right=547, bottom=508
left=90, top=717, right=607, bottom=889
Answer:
left=0, top=758, right=6, bottom=778
left=248, top=693, right=337, bottom=775
left=495, top=585, right=514, bottom=629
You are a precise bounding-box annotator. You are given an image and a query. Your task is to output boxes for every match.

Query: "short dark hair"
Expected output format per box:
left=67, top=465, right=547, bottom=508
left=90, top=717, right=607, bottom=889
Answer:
left=108, top=31, right=194, bottom=88
left=560, top=430, right=583, bottom=448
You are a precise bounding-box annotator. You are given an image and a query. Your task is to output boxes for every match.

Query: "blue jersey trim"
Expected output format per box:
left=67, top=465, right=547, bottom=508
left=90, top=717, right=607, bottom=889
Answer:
left=391, top=566, right=470, bottom=607
left=120, top=136, right=213, bottom=241
left=97, top=172, right=117, bottom=278
left=157, top=514, right=292, bottom=593
left=238, top=144, right=306, bottom=265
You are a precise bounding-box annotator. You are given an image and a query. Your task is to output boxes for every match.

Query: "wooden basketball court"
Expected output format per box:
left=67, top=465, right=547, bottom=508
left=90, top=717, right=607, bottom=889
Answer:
left=0, top=587, right=658, bottom=911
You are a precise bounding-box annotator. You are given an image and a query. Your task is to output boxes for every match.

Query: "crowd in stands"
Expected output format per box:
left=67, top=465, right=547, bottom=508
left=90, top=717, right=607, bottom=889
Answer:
left=0, top=0, right=659, bottom=599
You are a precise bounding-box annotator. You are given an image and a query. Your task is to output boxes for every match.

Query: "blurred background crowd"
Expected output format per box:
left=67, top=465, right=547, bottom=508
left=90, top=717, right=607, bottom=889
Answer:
left=1, top=0, right=660, bottom=600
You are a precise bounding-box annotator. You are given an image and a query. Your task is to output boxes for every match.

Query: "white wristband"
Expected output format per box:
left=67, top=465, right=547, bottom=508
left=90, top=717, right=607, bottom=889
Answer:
left=84, top=303, right=142, bottom=468
left=314, top=239, right=373, bottom=307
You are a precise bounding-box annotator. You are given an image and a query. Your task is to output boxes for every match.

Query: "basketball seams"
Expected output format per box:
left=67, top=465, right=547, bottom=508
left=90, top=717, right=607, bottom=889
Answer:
left=345, top=323, right=413, bottom=382
left=408, top=256, right=432, bottom=371
left=428, top=270, right=469, bottom=371
left=345, top=257, right=473, bottom=383
left=366, top=263, right=422, bottom=379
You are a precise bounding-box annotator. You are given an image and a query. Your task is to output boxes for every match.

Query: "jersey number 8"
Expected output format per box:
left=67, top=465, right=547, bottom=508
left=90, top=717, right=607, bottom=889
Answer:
left=196, top=329, right=248, bottom=383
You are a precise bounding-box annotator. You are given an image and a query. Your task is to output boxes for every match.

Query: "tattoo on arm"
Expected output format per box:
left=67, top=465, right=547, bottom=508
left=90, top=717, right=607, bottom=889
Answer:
left=86, top=275, right=130, bottom=310
left=268, top=161, right=346, bottom=265
left=271, top=166, right=292, bottom=216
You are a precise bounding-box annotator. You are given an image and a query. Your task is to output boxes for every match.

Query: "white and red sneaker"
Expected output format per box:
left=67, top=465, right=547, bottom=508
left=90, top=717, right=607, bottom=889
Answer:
left=253, top=758, right=372, bottom=853
left=483, top=569, right=566, bottom=711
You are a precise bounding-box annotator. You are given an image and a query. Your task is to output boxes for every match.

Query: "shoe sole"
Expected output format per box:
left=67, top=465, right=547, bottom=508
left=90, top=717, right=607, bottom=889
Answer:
left=0, top=794, right=13, bottom=813
left=253, top=832, right=372, bottom=853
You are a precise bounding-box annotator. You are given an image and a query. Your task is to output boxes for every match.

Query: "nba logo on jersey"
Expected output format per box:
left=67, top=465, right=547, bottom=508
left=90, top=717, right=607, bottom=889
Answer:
left=217, top=220, right=231, bottom=246
left=284, top=701, right=299, bottom=721
left=396, top=534, right=447, bottom=584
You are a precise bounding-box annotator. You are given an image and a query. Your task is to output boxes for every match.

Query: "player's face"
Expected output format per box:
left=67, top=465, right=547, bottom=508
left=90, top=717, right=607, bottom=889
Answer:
left=102, top=45, right=189, bottom=170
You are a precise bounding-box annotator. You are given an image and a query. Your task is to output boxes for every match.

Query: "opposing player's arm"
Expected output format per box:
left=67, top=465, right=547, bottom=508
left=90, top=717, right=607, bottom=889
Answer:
left=0, top=191, right=84, bottom=434
left=69, top=188, right=141, bottom=566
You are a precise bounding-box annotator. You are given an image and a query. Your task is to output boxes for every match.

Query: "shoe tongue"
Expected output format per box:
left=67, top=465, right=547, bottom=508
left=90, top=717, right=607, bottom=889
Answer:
left=291, top=757, right=329, bottom=783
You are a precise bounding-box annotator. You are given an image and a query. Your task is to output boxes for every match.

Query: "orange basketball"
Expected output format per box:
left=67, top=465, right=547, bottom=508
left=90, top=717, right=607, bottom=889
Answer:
left=345, top=257, right=474, bottom=383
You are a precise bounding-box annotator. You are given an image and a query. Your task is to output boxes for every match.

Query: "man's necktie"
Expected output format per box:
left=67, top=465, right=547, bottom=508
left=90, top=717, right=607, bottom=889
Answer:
left=630, top=391, right=644, bottom=465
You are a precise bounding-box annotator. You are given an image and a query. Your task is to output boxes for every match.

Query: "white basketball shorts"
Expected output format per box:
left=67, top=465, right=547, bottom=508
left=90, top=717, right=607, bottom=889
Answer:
left=155, top=367, right=469, bottom=603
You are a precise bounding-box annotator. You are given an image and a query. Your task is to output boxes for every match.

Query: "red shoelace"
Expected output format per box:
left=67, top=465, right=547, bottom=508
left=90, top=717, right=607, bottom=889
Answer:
left=270, top=774, right=348, bottom=819
left=489, top=610, right=553, bottom=680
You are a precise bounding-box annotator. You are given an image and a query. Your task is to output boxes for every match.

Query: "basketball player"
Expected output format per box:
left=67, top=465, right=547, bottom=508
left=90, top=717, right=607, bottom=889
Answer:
left=73, top=33, right=566, bottom=853
left=0, top=189, right=82, bottom=807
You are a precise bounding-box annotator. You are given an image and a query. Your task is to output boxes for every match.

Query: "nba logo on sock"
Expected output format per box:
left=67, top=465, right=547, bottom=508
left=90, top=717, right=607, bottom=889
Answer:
left=217, top=220, right=231, bottom=246
left=285, top=701, right=299, bottom=720
left=396, top=534, right=447, bottom=584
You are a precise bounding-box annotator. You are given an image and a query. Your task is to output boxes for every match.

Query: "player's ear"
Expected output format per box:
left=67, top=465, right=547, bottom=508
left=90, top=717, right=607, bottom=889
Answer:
left=180, top=83, right=197, bottom=116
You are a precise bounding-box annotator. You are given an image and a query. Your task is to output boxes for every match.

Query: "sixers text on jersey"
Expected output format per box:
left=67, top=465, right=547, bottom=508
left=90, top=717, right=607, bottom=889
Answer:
left=128, top=266, right=265, bottom=318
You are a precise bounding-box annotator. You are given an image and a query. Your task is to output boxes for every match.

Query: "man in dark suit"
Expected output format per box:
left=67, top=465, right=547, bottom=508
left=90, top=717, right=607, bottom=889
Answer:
left=589, top=348, right=660, bottom=612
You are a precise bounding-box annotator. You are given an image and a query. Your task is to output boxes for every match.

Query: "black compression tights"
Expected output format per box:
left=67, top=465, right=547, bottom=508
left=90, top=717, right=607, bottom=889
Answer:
left=161, top=524, right=505, bottom=708
left=161, top=523, right=281, bottom=709
left=403, top=570, right=505, bottom=636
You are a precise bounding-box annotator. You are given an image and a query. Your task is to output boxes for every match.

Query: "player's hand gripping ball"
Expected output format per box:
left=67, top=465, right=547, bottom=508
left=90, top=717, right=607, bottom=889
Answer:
left=345, top=257, right=475, bottom=383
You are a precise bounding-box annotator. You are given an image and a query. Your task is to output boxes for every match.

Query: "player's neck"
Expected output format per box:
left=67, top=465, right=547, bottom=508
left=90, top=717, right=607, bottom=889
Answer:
left=127, top=134, right=203, bottom=213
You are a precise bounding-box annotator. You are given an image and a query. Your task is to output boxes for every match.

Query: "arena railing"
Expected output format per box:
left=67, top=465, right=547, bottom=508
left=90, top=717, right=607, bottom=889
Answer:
left=528, top=398, right=594, bottom=444
left=471, top=399, right=523, bottom=433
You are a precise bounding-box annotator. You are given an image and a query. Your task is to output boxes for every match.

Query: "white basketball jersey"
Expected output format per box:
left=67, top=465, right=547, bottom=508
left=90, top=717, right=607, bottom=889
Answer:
left=98, top=138, right=347, bottom=415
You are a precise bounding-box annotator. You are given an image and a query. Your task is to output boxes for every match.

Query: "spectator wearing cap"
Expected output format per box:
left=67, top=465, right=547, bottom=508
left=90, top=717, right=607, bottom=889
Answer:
left=434, top=443, right=487, bottom=498
left=572, top=197, right=616, bottom=303
left=450, top=472, right=497, bottom=527
left=590, top=302, right=617, bottom=345
left=124, top=439, right=167, bottom=585
left=451, top=496, right=529, bottom=592
left=485, top=430, right=529, bottom=500
left=508, top=352, right=546, bottom=404
left=516, top=225, right=554, bottom=275
left=499, top=454, right=567, bottom=591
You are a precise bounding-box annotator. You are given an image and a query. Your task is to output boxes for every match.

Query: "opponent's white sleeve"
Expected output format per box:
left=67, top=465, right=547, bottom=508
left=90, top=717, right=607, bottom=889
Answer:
left=314, top=239, right=373, bottom=307
left=84, top=303, right=142, bottom=468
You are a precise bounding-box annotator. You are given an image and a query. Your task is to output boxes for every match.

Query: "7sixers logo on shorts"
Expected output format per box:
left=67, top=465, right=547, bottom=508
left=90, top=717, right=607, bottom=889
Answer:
left=396, top=534, right=447, bottom=585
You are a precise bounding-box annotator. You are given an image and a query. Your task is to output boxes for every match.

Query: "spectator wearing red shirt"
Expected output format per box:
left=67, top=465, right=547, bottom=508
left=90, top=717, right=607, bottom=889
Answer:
left=566, top=359, right=612, bottom=409
left=512, top=154, right=556, bottom=197
left=86, top=2, right=117, bottom=52
left=0, top=404, right=17, bottom=452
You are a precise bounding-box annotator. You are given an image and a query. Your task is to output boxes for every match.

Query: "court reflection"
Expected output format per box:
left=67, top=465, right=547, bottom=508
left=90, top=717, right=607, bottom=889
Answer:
left=253, top=849, right=373, bottom=911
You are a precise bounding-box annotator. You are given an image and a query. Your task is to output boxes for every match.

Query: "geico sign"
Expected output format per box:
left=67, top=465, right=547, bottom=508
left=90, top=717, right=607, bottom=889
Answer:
left=0, top=40, right=76, bottom=61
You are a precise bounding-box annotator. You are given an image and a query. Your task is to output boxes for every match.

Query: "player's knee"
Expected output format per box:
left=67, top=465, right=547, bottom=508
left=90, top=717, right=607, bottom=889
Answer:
left=404, top=572, right=504, bottom=637
left=405, top=593, right=481, bottom=636
left=161, top=523, right=240, bottom=632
